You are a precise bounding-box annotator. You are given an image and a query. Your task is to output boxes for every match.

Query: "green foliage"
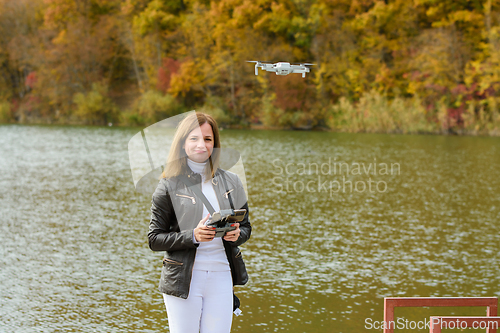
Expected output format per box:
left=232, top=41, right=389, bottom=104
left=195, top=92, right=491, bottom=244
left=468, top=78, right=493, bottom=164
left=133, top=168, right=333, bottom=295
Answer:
left=0, top=101, right=13, bottom=123
left=259, top=93, right=285, bottom=128
left=197, top=95, right=231, bottom=126
left=73, top=83, right=119, bottom=125
left=124, top=90, right=182, bottom=125
left=462, top=97, right=500, bottom=135
left=133, top=0, right=182, bottom=35
left=327, top=91, right=438, bottom=134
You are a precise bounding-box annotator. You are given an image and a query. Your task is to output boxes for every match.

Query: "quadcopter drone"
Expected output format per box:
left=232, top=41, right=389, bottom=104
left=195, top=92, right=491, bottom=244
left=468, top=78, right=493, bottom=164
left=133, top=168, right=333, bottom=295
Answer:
left=247, top=61, right=314, bottom=78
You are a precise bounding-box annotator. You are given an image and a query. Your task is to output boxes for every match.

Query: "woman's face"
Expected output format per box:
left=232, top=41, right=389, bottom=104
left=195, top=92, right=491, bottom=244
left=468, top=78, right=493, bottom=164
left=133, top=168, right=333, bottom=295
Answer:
left=183, top=122, right=214, bottom=163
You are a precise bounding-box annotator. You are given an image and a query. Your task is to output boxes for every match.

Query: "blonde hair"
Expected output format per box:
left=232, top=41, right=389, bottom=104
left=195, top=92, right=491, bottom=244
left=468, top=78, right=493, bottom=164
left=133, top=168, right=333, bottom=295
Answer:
left=161, top=112, right=221, bottom=179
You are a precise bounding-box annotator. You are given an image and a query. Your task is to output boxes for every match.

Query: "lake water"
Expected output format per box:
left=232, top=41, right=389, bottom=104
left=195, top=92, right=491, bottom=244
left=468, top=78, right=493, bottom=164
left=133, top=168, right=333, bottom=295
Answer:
left=1, top=124, right=499, bottom=332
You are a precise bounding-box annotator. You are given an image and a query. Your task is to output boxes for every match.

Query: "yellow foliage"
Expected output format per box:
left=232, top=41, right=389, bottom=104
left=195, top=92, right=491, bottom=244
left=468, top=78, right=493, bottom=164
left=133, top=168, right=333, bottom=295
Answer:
left=168, top=60, right=205, bottom=98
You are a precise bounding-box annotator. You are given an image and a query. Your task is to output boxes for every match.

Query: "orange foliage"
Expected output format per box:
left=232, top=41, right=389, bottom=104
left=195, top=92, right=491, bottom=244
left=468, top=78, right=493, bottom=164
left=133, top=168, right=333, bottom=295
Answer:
left=268, top=74, right=314, bottom=111
left=157, top=58, right=181, bottom=93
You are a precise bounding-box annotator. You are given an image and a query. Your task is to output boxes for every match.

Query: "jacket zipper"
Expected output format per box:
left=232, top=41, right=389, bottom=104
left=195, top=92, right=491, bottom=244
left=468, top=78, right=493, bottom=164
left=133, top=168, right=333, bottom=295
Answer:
left=223, top=188, right=234, bottom=199
left=175, top=193, right=196, bottom=204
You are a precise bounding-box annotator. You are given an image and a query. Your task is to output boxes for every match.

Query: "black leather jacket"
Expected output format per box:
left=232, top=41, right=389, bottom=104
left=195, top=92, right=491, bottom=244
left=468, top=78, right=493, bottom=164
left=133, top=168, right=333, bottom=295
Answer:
left=148, top=168, right=251, bottom=299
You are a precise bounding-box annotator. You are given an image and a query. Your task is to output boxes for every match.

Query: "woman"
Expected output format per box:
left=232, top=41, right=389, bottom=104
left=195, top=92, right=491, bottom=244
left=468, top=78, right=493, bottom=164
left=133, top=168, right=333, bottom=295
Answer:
left=148, top=112, right=251, bottom=333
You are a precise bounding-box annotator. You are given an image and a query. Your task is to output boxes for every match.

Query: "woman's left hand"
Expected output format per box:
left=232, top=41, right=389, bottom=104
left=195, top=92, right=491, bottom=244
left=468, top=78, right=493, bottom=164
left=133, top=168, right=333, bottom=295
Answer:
left=223, top=223, right=240, bottom=242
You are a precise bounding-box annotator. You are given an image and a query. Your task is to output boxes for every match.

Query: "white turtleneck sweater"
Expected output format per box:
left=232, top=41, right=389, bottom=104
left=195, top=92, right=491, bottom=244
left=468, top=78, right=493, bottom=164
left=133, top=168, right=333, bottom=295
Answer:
left=187, top=159, right=230, bottom=272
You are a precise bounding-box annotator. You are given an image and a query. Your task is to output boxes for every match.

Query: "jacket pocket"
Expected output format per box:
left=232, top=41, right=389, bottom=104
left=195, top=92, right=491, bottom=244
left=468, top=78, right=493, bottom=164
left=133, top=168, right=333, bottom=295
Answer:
left=230, top=246, right=248, bottom=286
left=162, top=258, right=184, bottom=288
left=161, top=260, right=184, bottom=295
left=163, top=258, right=184, bottom=266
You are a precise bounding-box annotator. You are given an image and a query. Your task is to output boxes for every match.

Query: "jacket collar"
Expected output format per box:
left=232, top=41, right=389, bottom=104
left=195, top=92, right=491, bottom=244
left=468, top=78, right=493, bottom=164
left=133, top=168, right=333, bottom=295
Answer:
left=185, top=168, right=202, bottom=184
left=184, top=167, right=223, bottom=184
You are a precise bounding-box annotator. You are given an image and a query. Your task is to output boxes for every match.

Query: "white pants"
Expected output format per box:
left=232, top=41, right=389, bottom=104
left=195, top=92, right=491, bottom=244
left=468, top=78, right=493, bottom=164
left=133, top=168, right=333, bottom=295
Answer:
left=163, top=270, right=233, bottom=333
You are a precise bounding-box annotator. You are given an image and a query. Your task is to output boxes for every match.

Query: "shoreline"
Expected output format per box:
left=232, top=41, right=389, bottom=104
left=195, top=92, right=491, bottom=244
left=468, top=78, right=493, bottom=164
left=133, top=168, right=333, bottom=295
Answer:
left=1, top=121, right=499, bottom=137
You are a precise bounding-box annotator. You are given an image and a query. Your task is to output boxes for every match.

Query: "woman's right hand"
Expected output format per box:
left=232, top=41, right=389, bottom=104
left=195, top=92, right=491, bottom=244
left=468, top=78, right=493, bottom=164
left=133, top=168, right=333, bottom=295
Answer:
left=194, top=214, right=216, bottom=242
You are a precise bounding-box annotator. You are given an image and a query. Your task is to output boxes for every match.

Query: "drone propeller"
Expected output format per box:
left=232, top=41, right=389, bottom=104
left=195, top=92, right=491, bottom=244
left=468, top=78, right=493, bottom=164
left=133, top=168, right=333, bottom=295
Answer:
left=247, top=61, right=261, bottom=76
left=247, top=60, right=276, bottom=64
left=300, top=63, right=315, bottom=66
